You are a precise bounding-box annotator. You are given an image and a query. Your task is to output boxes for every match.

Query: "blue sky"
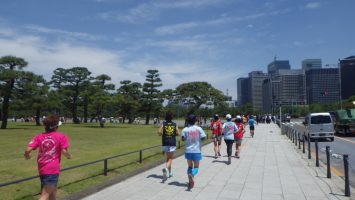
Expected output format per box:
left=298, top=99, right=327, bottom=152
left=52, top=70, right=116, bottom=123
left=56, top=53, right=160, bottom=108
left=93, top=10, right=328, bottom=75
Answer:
left=1, top=0, right=354, bottom=100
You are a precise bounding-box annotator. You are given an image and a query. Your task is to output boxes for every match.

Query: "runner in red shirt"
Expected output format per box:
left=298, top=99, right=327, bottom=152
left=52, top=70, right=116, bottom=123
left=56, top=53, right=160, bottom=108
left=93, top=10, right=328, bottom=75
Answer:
left=210, top=114, right=222, bottom=158
left=234, top=115, right=244, bottom=158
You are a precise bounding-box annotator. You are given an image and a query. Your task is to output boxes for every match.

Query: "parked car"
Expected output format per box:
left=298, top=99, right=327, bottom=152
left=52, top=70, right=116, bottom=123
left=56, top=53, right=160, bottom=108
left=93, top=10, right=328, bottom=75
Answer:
left=303, top=112, right=334, bottom=142
left=281, top=114, right=291, bottom=122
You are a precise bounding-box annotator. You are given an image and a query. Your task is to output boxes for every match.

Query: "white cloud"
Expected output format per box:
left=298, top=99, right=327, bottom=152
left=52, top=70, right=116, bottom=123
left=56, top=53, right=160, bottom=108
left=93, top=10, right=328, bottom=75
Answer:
left=154, top=0, right=228, bottom=8
left=306, top=2, right=321, bottom=9
left=98, top=0, right=229, bottom=24
left=24, top=24, right=107, bottom=41
left=154, top=9, right=287, bottom=35
left=0, top=24, right=243, bottom=99
left=155, top=22, right=199, bottom=35
left=0, top=27, right=142, bottom=86
left=98, top=3, right=158, bottom=24
left=293, top=41, right=303, bottom=47
left=145, top=39, right=211, bottom=52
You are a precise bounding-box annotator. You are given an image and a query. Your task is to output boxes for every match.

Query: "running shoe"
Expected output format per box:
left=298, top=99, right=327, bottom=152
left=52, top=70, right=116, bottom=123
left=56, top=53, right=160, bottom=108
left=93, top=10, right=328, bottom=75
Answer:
left=218, top=152, right=221, bottom=157
left=162, top=168, right=168, bottom=181
left=228, top=157, right=231, bottom=165
left=188, top=173, right=194, bottom=189
left=215, top=154, right=218, bottom=159
left=169, top=172, right=173, bottom=178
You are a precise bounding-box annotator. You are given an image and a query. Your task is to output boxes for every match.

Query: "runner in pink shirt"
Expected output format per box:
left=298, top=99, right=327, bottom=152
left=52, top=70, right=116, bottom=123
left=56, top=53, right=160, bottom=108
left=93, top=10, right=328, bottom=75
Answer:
left=24, top=115, right=72, bottom=200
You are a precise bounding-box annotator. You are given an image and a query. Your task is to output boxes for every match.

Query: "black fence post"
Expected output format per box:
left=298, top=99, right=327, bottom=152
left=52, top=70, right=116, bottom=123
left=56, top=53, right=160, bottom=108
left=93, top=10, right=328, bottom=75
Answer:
left=295, top=131, right=298, bottom=146
left=298, top=136, right=301, bottom=150
left=326, top=146, right=331, bottom=178
left=104, top=159, right=108, bottom=176
left=308, top=133, right=311, bottom=159
left=139, top=150, right=143, bottom=163
left=302, top=135, right=305, bottom=154
left=343, top=155, right=350, bottom=197
left=315, top=140, right=319, bottom=167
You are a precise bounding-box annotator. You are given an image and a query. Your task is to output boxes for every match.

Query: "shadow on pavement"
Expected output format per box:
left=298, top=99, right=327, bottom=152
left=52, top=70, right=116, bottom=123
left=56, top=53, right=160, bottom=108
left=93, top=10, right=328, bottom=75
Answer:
left=168, top=181, right=187, bottom=188
left=203, top=155, right=217, bottom=158
left=146, top=174, right=163, bottom=180
left=212, top=160, right=228, bottom=165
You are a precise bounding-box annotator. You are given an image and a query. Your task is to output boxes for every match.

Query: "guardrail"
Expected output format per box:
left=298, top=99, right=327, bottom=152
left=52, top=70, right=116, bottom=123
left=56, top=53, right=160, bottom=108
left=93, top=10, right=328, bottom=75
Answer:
left=0, top=144, right=161, bottom=188
left=0, top=134, right=211, bottom=188
left=281, top=122, right=352, bottom=197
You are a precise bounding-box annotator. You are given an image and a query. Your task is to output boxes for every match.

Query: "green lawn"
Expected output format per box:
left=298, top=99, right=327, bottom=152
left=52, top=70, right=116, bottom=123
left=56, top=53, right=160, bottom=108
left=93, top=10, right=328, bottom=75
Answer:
left=0, top=122, right=210, bottom=200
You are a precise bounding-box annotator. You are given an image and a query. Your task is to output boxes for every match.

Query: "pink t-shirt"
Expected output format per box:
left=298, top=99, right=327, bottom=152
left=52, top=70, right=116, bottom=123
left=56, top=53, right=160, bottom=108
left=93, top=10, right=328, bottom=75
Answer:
left=28, top=131, right=69, bottom=175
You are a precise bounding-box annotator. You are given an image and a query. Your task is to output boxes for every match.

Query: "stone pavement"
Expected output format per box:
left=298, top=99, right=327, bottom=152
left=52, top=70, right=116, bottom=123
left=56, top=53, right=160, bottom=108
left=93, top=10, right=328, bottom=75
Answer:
left=82, top=123, right=353, bottom=200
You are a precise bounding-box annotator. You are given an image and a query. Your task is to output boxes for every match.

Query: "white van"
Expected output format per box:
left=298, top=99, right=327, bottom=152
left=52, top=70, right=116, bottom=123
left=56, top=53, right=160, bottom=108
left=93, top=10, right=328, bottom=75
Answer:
left=303, top=112, right=335, bottom=142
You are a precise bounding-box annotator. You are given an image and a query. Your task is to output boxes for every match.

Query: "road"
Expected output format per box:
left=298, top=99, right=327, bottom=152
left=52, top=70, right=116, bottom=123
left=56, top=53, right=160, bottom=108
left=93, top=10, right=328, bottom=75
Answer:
left=285, top=119, right=355, bottom=188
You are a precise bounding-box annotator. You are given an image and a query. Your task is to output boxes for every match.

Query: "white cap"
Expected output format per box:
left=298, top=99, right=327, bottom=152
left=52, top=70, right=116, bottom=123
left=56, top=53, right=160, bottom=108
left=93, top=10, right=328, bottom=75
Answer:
left=226, top=114, right=232, bottom=119
left=236, top=115, right=241, bottom=119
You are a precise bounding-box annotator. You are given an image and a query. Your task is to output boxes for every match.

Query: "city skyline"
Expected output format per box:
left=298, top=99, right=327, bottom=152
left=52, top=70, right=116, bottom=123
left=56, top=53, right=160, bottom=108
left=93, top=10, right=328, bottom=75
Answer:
left=0, top=0, right=354, bottom=99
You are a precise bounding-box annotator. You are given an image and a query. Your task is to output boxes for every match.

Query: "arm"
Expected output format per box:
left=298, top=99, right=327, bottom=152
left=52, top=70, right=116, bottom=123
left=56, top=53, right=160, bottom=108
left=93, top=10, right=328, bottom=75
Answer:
left=24, top=147, right=34, bottom=160
left=200, top=128, right=207, bottom=140
left=175, top=127, right=180, bottom=136
left=157, top=125, right=163, bottom=136
left=62, top=148, right=72, bottom=159
left=181, top=129, right=186, bottom=141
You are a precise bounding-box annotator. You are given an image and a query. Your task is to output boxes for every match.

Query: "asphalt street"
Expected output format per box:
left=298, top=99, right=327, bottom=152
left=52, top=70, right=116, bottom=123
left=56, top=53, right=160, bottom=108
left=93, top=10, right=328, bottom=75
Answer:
left=285, top=119, right=355, bottom=188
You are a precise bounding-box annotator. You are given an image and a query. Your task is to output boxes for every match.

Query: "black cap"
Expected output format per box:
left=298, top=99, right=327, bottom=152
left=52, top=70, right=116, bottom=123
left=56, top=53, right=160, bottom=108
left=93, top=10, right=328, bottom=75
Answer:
left=187, top=114, right=196, bottom=125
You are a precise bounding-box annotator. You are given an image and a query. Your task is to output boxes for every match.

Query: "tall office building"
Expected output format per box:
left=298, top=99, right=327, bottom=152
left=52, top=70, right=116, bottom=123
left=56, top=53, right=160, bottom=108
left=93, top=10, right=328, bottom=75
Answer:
left=267, top=59, right=291, bottom=76
left=273, top=69, right=306, bottom=108
left=237, top=77, right=250, bottom=106
left=340, top=56, right=355, bottom=99
left=302, top=59, right=322, bottom=71
left=262, top=78, right=272, bottom=113
left=249, top=71, right=268, bottom=112
left=306, top=68, right=340, bottom=104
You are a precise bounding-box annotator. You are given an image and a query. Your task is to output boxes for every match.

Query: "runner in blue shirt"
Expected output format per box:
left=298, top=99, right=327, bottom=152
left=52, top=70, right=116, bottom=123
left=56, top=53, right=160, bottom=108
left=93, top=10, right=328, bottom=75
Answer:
left=181, top=114, right=206, bottom=189
left=248, top=115, right=255, bottom=138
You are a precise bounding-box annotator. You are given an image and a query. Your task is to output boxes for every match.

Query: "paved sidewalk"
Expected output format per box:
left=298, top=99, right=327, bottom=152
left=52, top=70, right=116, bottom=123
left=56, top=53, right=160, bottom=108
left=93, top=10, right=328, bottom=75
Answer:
left=83, top=124, right=352, bottom=200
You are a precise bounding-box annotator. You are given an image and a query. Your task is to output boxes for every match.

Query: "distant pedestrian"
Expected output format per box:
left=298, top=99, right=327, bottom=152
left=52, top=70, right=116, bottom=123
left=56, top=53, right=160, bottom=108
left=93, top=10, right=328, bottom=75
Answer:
left=222, top=114, right=238, bottom=165
left=158, top=112, right=180, bottom=181
left=234, top=115, right=244, bottom=158
left=181, top=114, right=206, bottom=189
left=24, top=115, right=72, bottom=200
left=248, top=115, right=255, bottom=138
left=99, top=117, right=106, bottom=128
left=210, top=114, right=222, bottom=158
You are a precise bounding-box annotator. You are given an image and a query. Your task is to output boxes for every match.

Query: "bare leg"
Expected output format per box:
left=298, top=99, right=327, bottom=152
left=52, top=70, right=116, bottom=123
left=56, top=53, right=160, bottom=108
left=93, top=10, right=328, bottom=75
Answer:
left=235, top=141, right=242, bottom=158
left=213, top=139, right=218, bottom=157
left=217, top=140, right=222, bottom=156
left=166, top=152, right=174, bottom=173
left=40, top=185, right=57, bottom=200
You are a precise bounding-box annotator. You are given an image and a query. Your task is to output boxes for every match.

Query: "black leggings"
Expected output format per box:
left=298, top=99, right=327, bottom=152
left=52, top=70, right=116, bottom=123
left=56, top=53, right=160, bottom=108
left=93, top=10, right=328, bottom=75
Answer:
left=225, top=140, right=234, bottom=157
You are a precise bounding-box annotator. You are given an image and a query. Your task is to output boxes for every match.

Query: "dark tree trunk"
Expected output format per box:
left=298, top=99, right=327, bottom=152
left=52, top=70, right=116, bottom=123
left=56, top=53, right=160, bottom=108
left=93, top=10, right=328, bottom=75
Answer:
left=72, top=87, right=80, bottom=124
left=145, top=113, right=150, bottom=125
left=1, top=79, right=15, bottom=129
left=83, top=99, right=88, bottom=123
left=35, top=108, right=41, bottom=126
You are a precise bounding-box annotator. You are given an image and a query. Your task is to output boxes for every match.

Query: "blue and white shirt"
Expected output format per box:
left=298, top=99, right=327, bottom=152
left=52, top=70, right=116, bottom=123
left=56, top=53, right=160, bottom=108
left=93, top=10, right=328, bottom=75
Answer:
left=222, top=121, right=238, bottom=140
left=248, top=118, right=255, bottom=126
left=182, top=125, right=206, bottom=153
